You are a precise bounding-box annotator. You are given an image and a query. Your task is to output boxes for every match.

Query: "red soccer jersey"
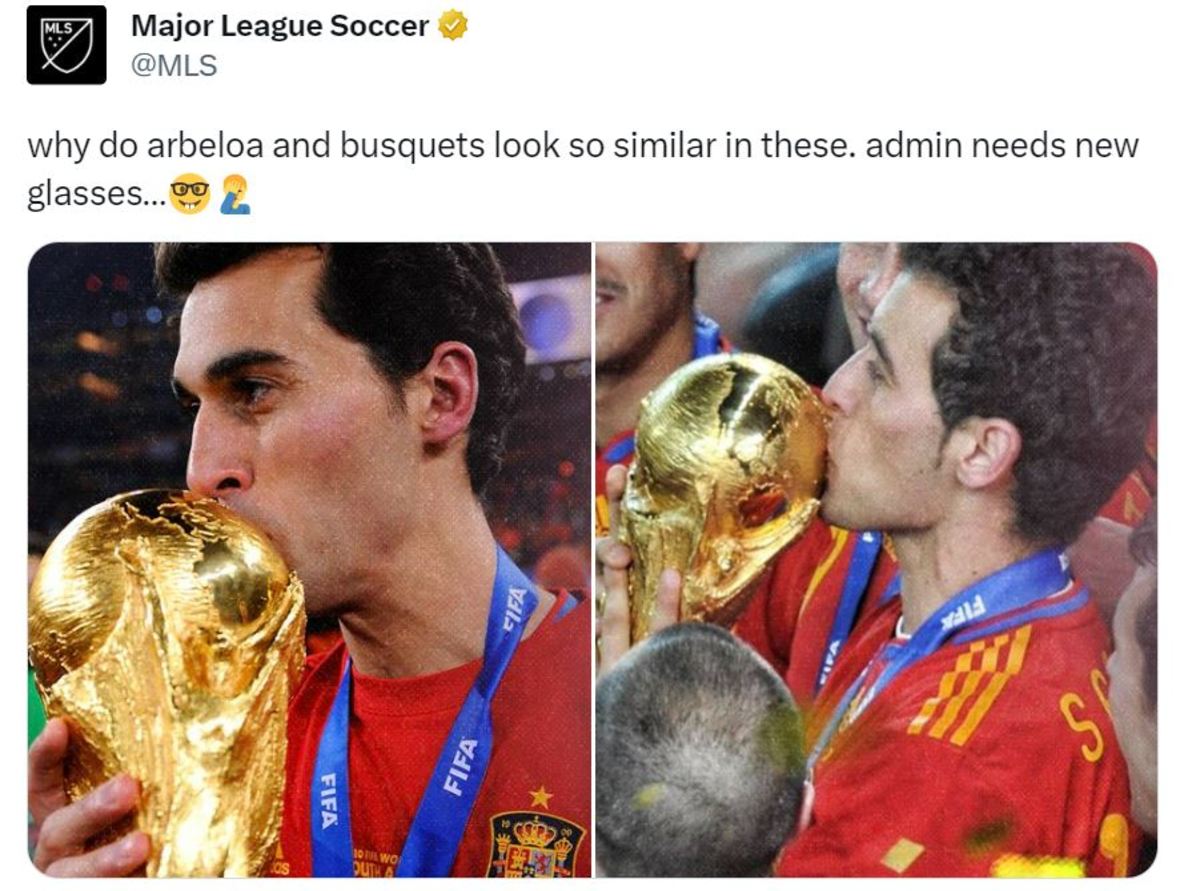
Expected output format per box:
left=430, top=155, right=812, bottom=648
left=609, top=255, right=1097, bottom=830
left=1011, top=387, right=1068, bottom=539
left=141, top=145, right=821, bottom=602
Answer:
left=268, top=591, right=591, bottom=878
left=776, top=583, right=1140, bottom=877
left=734, top=522, right=898, bottom=712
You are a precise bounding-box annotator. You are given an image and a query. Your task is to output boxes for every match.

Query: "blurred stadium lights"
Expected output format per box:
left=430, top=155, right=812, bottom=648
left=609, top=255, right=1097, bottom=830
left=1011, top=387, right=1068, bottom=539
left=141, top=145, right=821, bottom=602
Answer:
left=510, top=274, right=590, bottom=363
left=77, top=372, right=121, bottom=401
left=75, top=331, right=120, bottom=356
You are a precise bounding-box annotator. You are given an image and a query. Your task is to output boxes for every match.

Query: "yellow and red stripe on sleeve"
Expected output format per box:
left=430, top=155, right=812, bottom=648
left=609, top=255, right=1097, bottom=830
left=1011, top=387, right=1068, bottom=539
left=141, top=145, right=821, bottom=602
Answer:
left=906, top=624, right=1032, bottom=747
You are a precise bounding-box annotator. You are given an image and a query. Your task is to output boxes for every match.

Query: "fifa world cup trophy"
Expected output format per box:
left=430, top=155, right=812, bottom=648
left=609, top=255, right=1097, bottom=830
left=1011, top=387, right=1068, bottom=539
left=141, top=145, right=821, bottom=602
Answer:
left=28, top=490, right=306, bottom=876
left=619, top=354, right=827, bottom=642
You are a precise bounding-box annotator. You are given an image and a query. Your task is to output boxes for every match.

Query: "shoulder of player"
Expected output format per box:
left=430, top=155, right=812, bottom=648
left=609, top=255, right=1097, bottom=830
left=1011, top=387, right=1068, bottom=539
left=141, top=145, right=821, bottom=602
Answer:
left=759, top=519, right=865, bottom=610
left=540, top=587, right=589, bottom=634
left=882, top=608, right=1115, bottom=753
left=491, top=591, right=590, bottom=752
left=506, top=588, right=591, bottom=676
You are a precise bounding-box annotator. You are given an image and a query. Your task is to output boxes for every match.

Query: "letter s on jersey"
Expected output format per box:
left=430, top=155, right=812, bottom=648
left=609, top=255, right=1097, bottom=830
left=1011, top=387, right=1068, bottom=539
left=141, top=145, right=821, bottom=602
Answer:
left=1059, top=692, right=1104, bottom=762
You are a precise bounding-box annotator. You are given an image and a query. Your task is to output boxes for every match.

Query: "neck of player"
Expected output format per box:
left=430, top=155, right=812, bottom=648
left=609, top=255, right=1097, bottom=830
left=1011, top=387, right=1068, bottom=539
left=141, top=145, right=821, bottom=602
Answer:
left=891, top=506, right=1040, bottom=632
left=337, top=500, right=553, bottom=678
left=595, top=312, right=695, bottom=445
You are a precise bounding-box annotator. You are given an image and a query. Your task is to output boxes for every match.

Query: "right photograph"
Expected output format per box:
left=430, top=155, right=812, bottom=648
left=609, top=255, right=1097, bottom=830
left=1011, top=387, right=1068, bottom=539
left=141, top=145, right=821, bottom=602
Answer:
left=593, top=243, right=1157, bottom=877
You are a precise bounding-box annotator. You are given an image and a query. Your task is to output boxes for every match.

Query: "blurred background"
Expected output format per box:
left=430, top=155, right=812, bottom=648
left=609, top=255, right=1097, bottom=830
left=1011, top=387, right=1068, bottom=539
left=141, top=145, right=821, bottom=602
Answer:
left=694, top=243, right=851, bottom=386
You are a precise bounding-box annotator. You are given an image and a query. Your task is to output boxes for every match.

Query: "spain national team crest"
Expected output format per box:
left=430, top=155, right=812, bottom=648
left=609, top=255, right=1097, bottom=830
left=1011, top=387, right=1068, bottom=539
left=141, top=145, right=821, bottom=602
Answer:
left=487, top=811, right=585, bottom=878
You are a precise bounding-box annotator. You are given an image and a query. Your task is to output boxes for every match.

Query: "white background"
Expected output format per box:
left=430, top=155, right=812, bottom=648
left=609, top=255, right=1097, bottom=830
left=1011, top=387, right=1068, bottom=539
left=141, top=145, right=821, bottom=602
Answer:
left=7, top=0, right=1195, bottom=884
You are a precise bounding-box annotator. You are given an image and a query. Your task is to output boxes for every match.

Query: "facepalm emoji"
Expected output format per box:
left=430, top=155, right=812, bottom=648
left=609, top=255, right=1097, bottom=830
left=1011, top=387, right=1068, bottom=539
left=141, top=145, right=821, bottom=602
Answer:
left=169, top=173, right=211, bottom=214
left=220, top=174, right=251, bottom=215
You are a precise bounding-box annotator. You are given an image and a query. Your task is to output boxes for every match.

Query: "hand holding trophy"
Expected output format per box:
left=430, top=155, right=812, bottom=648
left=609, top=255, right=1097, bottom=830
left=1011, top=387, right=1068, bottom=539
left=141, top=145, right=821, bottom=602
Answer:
left=28, top=490, right=305, bottom=876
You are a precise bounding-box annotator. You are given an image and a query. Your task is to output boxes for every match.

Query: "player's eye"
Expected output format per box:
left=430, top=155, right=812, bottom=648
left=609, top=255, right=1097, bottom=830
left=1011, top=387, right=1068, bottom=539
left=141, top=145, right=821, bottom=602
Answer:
left=232, top=378, right=274, bottom=408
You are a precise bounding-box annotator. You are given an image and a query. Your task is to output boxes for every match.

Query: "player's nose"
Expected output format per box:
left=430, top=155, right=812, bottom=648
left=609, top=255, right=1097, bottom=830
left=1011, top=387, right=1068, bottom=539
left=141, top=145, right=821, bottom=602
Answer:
left=186, top=404, right=253, bottom=498
left=822, top=349, right=864, bottom=417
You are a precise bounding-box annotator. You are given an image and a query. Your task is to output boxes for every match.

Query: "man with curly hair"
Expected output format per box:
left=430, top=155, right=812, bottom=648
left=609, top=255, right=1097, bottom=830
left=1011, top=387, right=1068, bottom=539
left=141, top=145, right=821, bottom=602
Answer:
left=773, top=244, right=1155, bottom=876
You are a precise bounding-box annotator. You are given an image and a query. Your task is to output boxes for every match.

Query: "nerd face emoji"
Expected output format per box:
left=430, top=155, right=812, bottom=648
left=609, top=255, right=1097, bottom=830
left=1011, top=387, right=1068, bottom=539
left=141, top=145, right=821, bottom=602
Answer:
left=169, top=174, right=211, bottom=214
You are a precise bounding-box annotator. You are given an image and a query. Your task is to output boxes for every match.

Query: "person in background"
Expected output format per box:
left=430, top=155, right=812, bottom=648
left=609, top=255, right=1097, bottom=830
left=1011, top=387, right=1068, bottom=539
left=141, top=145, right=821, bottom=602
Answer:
left=1107, top=502, right=1157, bottom=870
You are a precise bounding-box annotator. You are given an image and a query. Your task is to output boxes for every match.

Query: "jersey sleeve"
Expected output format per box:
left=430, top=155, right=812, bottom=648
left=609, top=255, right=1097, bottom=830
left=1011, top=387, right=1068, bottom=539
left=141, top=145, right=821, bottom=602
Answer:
left=733, top=519, right=837, bottom=677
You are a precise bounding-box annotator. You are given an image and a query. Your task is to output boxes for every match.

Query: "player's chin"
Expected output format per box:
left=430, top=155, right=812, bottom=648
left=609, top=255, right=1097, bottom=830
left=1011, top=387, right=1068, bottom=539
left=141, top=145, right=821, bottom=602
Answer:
left=817, top=489, right=860, bottom=531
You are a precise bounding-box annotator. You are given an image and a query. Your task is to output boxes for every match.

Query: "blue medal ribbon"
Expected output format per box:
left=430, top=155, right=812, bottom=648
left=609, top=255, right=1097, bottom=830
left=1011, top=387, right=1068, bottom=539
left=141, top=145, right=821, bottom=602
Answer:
left=309, top=545, right=537, bottom=877
left=806, top=548, right=1079, bottom=776
left=601, top=435, right=635, bottom=465
left=691, top=311, right=723, bottom=359
left=813, top=530, right=883, bottom=697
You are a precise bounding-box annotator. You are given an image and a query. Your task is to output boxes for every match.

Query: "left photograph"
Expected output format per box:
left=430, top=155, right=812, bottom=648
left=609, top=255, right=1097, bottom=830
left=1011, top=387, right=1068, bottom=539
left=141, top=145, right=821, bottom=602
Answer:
left=27, top=243, right=593, bottom=877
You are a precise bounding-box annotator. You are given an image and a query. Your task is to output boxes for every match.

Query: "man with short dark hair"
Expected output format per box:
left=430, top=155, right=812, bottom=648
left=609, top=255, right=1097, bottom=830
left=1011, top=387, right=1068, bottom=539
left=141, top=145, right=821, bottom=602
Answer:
left=29, top=244, right=591, bottom=877
left=775, top=243, right=1155, bottom=876
left=596, top=623, right=805, bottom=877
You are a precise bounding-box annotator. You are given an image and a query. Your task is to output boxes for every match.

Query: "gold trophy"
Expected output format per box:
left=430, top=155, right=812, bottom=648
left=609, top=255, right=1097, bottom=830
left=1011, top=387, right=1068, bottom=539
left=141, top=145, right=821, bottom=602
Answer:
left=619, top=354, right=827, bottom=641
left=28, top=490, right=306, bottom=876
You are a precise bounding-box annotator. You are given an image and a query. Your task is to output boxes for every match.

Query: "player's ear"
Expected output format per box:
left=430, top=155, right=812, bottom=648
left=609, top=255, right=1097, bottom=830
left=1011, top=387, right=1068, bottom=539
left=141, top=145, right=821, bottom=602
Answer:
left=948, top=417, right=1022, bottom=491
left=415, top=341, right=478, bottom=445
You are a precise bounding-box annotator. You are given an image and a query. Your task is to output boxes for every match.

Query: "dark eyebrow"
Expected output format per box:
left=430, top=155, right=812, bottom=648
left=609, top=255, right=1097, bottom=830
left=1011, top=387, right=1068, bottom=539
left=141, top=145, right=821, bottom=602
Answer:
left=204, top=349, right=292, bottom=383
left=171, top=349, right=292, bottom=402
left=867, top=326, right=895, bottom=378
